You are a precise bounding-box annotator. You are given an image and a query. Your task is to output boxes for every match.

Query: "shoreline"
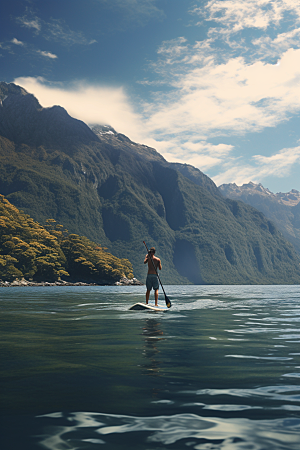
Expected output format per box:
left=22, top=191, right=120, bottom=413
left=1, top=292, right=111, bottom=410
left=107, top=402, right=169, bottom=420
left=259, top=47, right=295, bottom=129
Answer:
left=0, top=277, right=143, bottom=287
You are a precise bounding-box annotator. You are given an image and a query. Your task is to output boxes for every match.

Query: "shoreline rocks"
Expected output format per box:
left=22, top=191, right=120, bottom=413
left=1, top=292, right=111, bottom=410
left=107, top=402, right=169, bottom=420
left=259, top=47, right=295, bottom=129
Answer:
left=0, top=277, right=143, bottom=287
left=114, top=277, right=143, bottom=286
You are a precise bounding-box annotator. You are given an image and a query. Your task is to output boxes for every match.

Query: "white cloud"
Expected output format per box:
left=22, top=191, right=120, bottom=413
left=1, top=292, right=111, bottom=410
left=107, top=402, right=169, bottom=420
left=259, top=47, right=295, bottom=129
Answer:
left=44, top=19, right=93, bottom=46
left=140, top=1, right=300, bottom=181
left=214, top=145, right=300, bottom=186
left=157, top=37, right=188, bottom=59
left=36, top=50, right=58, bottom=59
left=188, top=0, right=300, bottom=65
left=97, top=0, right=164, bottom=24
left=145, top=48, right=300, bottom=141
left=13, top=77, right=144, bottom=142
left=11, top=38, right=25, bottom=46
left=197, top=0, right=300, bottom=32
left=253, top=145, right=300, bottom=175
left=150, top=37, right=213, bottom=76
left=0, top=37, right=58, bottom=61
left=252, top=27, right=300, bottom=58
left=16, top=15, right=41, bottom=32
left=183, top=141, right=233, bottom=157
left=147, top=137, right=234, bottom=170
left=16, top=11, right=94, bottom=46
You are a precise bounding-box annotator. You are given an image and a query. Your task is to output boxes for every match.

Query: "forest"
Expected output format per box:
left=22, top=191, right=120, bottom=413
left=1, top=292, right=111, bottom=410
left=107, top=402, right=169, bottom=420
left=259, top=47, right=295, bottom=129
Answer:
left=0, top=194, right=133, bottom=283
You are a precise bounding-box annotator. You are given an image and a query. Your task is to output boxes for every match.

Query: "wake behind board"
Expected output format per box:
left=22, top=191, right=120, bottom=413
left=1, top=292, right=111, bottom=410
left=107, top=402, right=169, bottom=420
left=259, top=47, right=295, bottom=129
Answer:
left=129, top=302, right=168, bottom=312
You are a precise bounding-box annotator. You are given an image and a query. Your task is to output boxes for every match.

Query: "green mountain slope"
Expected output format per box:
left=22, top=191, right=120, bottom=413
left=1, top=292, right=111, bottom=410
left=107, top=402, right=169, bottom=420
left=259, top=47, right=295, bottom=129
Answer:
left=0, top=195, right=133, bottom=282
left=1, top=81, right=300, bottom=284
left=219, top=182, right=300, bottom=257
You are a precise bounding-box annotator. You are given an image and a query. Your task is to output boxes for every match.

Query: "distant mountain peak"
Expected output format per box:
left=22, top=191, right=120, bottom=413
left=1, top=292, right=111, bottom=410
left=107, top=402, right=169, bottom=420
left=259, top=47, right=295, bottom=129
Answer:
left=90, top=124, right=117, bottom=135
left=219, top=181, right=300, bottom=206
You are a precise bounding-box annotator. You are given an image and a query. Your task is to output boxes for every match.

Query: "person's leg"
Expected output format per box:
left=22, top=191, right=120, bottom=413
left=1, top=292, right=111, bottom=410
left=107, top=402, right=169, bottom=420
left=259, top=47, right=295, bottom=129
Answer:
left=154, top=288, right=159, bottom=306
left=146, top=275, right=151, bottom=304
left=146, top=289, right=150, bottom=304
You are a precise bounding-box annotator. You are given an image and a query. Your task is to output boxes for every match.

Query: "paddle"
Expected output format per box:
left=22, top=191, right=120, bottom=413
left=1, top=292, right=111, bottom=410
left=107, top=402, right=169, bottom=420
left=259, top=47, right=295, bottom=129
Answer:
left=143, top=241, right=172, bottom=308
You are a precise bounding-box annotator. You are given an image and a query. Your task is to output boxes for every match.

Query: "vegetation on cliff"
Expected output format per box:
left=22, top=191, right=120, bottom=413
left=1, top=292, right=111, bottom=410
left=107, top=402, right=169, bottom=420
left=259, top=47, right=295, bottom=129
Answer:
left=0, top=195, right=133, bottom=282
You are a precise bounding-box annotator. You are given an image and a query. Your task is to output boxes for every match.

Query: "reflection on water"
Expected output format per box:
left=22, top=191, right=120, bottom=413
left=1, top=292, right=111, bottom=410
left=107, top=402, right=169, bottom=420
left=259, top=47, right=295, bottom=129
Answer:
left=1, top=285, right=300, bottom=449
left=37, top=411, right=300, bottom=450
left=141, top=318, right=165, bottom=377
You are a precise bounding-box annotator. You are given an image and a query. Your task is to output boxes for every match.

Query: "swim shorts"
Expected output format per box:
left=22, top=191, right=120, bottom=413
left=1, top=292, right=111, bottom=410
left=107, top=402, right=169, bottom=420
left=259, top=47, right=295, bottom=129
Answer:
left=146, top=274, right=159, bottom=291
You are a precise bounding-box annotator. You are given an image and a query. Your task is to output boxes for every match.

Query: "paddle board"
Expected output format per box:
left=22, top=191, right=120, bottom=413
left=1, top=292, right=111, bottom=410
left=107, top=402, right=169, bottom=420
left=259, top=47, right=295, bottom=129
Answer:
left=129, top=302, right=168, bottom=312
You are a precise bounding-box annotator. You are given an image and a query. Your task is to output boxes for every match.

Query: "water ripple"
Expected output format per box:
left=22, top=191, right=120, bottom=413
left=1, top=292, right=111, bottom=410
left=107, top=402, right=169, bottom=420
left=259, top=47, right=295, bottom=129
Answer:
left=182, top=385, right=300, bottom=403
left=225, top=355, right=293, bottom=361
left=37, top=411, right=300, bottom=450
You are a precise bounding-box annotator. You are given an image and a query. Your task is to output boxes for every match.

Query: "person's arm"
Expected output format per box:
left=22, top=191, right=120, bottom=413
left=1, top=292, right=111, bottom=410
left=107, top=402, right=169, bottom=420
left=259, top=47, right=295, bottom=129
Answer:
left=158, top=258, right=162, bottom=271
left=144, top=253, right=149, bottom=264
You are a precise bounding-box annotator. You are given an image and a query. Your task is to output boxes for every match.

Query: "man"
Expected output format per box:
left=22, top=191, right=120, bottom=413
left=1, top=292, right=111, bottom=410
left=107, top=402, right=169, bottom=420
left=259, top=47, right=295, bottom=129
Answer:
left=144, top=247, right=162, bottom=306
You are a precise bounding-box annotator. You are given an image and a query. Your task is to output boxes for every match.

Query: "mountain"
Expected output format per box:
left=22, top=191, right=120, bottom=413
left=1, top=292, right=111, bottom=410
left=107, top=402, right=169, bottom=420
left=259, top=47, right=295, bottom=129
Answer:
left=1, top=81, right=300, bottom=284
left=219, top=182, right=300, bottom=256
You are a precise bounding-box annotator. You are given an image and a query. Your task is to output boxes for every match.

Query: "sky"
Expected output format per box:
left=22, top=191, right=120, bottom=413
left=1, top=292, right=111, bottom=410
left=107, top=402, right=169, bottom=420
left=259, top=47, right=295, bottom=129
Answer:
left=2, top=0, right=300, bottom=193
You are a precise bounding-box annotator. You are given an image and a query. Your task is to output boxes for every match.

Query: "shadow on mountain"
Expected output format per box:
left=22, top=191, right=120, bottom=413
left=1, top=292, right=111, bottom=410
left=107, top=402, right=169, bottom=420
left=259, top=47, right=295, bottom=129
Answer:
left=173, top=239, right=203, bottom=284
left=154, top=163, right=186, bottom=230
left=98, top=176, right=119, bottom=200
left=102, top=207, right=131, bottom=242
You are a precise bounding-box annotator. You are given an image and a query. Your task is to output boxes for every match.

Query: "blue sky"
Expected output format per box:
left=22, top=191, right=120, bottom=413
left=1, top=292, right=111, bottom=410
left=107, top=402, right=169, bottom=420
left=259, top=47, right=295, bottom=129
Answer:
left=2, top=0, right=300, bottom=193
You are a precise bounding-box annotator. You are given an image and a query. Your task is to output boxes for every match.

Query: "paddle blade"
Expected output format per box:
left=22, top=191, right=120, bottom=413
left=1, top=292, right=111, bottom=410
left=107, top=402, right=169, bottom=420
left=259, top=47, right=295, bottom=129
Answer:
left=165, top=295, right=172, bottom=308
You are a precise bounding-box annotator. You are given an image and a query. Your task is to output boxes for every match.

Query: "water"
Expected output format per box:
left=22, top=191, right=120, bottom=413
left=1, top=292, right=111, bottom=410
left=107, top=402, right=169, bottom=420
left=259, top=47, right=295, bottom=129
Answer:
left=1, top=285, right=300, bottom=450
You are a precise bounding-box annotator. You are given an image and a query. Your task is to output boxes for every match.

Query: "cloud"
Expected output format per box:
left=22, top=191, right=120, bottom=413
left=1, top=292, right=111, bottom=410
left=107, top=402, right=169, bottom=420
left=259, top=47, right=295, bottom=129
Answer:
left=36, top=50, right=58, bottom=59
left=157, top=37, right=188, bottom=59
left=214, top=145, right=300, bottom=186
left=188, top=0, right=300, bottom=65
left=44, top=19, right=94, bottom=46
left=97, top=0, right=164, bottom=24
left=139, top=0, right=300, bottom=183
left=253, top=145, right=300, bottom=176
left=195, top=0, right=300, bottom=32
left=252, top=27, right=300, bottom=58
left=151, top=138, right=234, bottom=171
left=11, top=38, right=25, bottom=46
left=13, top=77, right=144, bottom=142
left=145, top=48, right=300, bottom=141
left=16, top=10, right=94, bottom=46
left=0, top=38, right=57, bottom=60
left=16, top=14, right=41, bottom=33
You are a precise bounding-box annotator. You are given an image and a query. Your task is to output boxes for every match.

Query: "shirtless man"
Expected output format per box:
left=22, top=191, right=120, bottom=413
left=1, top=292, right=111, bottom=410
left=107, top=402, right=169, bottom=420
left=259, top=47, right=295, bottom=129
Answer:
left=144, top=247, right=162, bottom=306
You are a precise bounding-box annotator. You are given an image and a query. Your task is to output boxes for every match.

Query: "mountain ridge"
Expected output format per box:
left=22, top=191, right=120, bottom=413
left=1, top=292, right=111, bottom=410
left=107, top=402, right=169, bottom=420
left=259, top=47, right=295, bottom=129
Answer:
left=1, top=81, right=300, bottom=284
left=219, top=181, right=300, bottom=255
left=220, top=181, right=300, bottom=207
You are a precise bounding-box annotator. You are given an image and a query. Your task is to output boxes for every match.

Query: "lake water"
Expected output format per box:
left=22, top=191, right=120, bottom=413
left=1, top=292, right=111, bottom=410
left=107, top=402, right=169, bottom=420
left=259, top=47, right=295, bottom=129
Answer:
left=1, top=285, right=300, bottom=450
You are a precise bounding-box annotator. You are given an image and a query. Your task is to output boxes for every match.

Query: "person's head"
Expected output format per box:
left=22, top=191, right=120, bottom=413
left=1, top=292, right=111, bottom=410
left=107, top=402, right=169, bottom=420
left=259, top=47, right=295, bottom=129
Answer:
left=149, top=247, right=155, bottom=255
